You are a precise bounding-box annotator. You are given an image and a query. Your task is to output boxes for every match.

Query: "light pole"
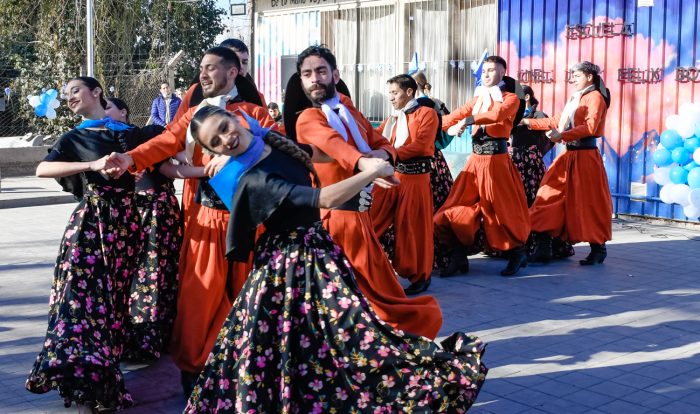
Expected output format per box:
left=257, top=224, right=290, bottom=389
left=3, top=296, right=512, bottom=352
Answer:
left=86, top=0, right=94, bottom=76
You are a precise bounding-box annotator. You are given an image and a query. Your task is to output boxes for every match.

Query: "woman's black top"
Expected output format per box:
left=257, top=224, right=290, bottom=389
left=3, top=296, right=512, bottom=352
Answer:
left=226, top=145, right=321, bottom=262
left=511, top=107, right=554, bottom=155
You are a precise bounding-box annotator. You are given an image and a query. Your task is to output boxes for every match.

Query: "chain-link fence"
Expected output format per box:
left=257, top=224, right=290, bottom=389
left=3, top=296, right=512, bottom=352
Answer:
left=0, top=68, right=168, bottom=139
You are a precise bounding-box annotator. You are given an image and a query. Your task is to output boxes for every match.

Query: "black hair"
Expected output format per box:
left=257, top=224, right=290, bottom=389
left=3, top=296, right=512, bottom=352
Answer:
left=190, top=106, right=320, bottom=187
left=387, top=74, right=418, bottom=94
left=106, top=97, right=130, bottom=122
left=296, top=45, right=337, bottom=74
left=267, top=102, right=279, bottom=110
left=521, top=85, right=539, bottom=107
left=204, top=46, right=241, bottom=71
left=219, top=38, right=249, bottom=54
left=69, top=76, right=108, bottom=109
left=160, top=81, right=170, bottom=87
left=484, top=55, right=508, bottom=70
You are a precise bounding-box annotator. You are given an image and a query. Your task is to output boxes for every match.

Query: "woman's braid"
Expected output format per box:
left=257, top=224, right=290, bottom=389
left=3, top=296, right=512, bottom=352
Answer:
left=263, top=131, right=321, bottom=187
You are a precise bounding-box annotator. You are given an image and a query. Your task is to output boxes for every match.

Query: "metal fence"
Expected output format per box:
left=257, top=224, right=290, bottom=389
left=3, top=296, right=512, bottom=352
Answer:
left=0, top=68, right=167, bottom=139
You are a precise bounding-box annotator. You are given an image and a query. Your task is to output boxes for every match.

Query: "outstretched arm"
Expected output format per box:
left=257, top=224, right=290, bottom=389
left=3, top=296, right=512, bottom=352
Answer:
left=36, top=156, right=114, bottom=178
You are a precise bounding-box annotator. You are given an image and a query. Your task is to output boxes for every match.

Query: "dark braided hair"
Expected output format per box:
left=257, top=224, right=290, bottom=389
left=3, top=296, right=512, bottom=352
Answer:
left=190, top=106, right=321, bottom=187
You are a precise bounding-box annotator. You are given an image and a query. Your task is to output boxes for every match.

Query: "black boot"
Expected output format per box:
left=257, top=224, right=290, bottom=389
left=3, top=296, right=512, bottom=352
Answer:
left=580, top=243, right=607, bottom=265
left=440, top=245, right=469, bottom=277
left=181, top=370, right=198, bottom=400
left=404, top=277, right=431, bottom=295
left=501, top=246, right=528, bottom=276
left=528, top=233, right=552, bottom=263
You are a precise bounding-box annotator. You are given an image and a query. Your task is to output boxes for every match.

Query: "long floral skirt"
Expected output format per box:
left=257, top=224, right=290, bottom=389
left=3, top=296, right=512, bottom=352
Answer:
left=124, top=184, right=182, bottom=361
left=379, top=149, right=455, bottom=271
left=512, top=146, right=575, bottom=258
left=26, top=186, right=139, bottom=409
left=185, top=223, right=487, bottom=413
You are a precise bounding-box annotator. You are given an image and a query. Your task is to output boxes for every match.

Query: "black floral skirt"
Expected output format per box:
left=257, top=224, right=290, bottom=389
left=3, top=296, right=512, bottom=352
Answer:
left=124, top=184, right=182, bottom=361
left=379, top=149, right=455, bottom=271
left=26, top=186, right=139, bottom=409
left=185, top=223, right=487, bottom=413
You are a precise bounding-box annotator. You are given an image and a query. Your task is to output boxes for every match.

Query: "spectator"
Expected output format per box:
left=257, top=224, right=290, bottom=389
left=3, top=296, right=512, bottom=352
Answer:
left=267, top=102, right=285, bottom=134
left=174, top=88, right=184, bottom=100
left=150, top=81, right=181, bottom=126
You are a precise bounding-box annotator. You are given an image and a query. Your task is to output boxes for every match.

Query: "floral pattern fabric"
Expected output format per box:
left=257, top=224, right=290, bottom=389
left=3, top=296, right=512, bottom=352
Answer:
left=124, top=183, right=182, bottom=361
left=26, top=185, right=139, bottom=410
left=185, top=223, right=486, bottom=413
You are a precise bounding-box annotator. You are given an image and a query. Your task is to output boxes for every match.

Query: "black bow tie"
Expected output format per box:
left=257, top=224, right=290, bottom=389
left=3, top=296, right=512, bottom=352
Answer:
left=332, top=108, right=340, bottom=114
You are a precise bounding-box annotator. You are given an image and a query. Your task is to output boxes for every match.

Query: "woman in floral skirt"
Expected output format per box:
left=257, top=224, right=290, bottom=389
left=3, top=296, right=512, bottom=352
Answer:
left=184, top=106, right=487, bottom=413
left=105, top=97, right=182, bottom=361
left=26, top=77, right=143, bottom=412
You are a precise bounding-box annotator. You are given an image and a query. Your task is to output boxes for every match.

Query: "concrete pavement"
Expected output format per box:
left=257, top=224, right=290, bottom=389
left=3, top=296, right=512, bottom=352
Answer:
left=1, top=202, right=700, bottom=413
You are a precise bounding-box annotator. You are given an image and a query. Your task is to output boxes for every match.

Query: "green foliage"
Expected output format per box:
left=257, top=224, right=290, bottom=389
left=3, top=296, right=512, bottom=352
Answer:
left=0, top=0, right=225, bottom=136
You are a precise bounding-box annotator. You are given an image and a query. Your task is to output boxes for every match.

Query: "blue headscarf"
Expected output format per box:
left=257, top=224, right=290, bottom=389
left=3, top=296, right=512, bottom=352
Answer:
left=209, top=110, right=269, bottom=211
left=76, top=116, right=133, bottom=132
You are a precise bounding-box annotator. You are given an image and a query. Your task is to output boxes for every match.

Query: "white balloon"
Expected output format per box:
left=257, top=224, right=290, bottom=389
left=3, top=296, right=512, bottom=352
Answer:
left=666, top=114, right=681, bottom=132
left=48, top=98, right=60, bottom=109
left=28, top=95, right=41, bottom=108
left=694, top=148, right=700, bottom=165
left=671, top=184, right=691, bottom=206
left=653, top=166, right=672, bottom=185
left=683, top=204, right=700, bottom=220
left=45, top=108, right=57, bottom=120
left=659, top=184, right=675, bottom=204
left=676, top=118, right=696, bottom=139
left=679, top=102, right=700, bottom=119
left=689, top=188, right=700, bottom=207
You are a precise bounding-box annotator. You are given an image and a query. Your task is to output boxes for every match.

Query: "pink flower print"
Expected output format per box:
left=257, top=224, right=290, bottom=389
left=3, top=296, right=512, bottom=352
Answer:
left=335, top=387, right=348, bottom=401
left=86, top=255, right=96, bottom=265
left=298, top=363, right=308, bottom=376
left=299, top=335, right=310, bottom=348
left=318, top=342, right=329, bottom=359
left=257, top=320, right=269, bottom=333
left=337, top=329, right=350, bottom=342
left=299, top=302, right=311, bottom=315
left=71, top=324, right=83, bottom=333
left=218, top=378, right=230, bottom=390
left=377, top=346, right=390, bottom=357
left=130, top=222, right=139, bottom=232
left=84, top=230, right=96, bottom=239
left=105, top=233, right=115, bottom=243
left=69, top=300, right=81, bottom=310
left=311, top=402, right=324, bottom=414
left=338, top=297, right=352, bottom=309
left=309, top=379, right=323, bottom=392
left=61, top=261, right=71, bottom=271
left=91, top=372, right=100, bottom=382
left=272, top=291, right=284, bottom=304
left=381, top=375, right=395, bottom=388
left=357, top=391, right=370, bottom=408
left=77, top=279, right=88, bottom=290
left=282, top=320, right=291, bottom=333
left=256, top=356, right=266, bottom=368
left=353, top=372, right=366, bottom=383
left=74, top=366, right=84, bottom=378
left=245, top=391, right=257, bottom=404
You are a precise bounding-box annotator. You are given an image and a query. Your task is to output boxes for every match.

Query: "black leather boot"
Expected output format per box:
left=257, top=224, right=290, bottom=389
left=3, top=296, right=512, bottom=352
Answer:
left=528, top=233, right=552, bottom=263
left=501, top=246, right=528, bottom=276
left=440, top=245, right=469, bottom=277
left=404, top=277, right=432, bottom=295
left=580, top=243, right=607, bottom=265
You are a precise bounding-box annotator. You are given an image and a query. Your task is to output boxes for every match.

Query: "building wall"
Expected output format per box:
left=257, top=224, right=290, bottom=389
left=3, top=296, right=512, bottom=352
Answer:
left=499, top=0, right=700, bottom=221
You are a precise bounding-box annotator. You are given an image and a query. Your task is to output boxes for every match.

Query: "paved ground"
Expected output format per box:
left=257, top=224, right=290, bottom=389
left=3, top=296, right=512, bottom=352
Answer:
left=1, top=199, right=700, bottom=413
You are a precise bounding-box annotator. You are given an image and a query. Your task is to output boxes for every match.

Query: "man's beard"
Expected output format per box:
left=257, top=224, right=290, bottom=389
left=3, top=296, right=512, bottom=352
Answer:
left=202, top=75, right=229, bottom=98
left=304, top=81, right=336, bottom=106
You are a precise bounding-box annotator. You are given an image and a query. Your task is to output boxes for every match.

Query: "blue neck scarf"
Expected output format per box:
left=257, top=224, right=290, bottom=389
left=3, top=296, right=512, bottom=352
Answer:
left=208, top=111, right=269, bottom=211
left=77, top=116, right=133, bottom=132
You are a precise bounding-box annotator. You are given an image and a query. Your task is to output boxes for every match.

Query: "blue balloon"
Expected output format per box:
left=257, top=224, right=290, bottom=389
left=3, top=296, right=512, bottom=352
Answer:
left=689, top=167, right=700, bottom=189
left=35, top=105, right=47, bottom=117
left=695, top=123, right=700, bottom=139
left=685, top=136, right=700, bottom=153
left=670, top=165, right=689, bottom=184
left=672, top=147, right=691, bottom=164
left=660, top=129, right=684, bottom=150
left=653, top=148, right=672, bottom=166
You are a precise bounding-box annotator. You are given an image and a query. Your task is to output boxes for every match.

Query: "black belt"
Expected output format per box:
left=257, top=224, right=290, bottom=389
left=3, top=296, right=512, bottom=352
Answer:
left=196, top=179, right=228, bottom=210
left=472, top=138, right=508, bottom=155
left=566, top=136, right=598, bottom=150
left=396, top=157, right=433, bottom=174
left=334, top=189, right=373, bottom=212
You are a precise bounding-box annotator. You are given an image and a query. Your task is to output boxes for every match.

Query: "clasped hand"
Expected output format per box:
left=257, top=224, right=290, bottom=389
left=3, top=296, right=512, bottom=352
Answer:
left=357, top=156, right=400, bottom=189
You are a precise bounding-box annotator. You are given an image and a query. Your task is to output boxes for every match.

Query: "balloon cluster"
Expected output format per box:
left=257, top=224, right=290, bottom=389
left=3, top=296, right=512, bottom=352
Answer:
left=652, top=103, right=700, bottom=220
left=27, top=89, right=60, bottom=120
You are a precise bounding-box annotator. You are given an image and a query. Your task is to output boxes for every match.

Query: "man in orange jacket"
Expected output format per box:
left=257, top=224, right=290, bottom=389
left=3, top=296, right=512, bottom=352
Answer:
left=286, top=46, right=443, bottom=339
left=372, top=74, right=437, bottom=295
left=435, top=56, right=530, bottom=277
